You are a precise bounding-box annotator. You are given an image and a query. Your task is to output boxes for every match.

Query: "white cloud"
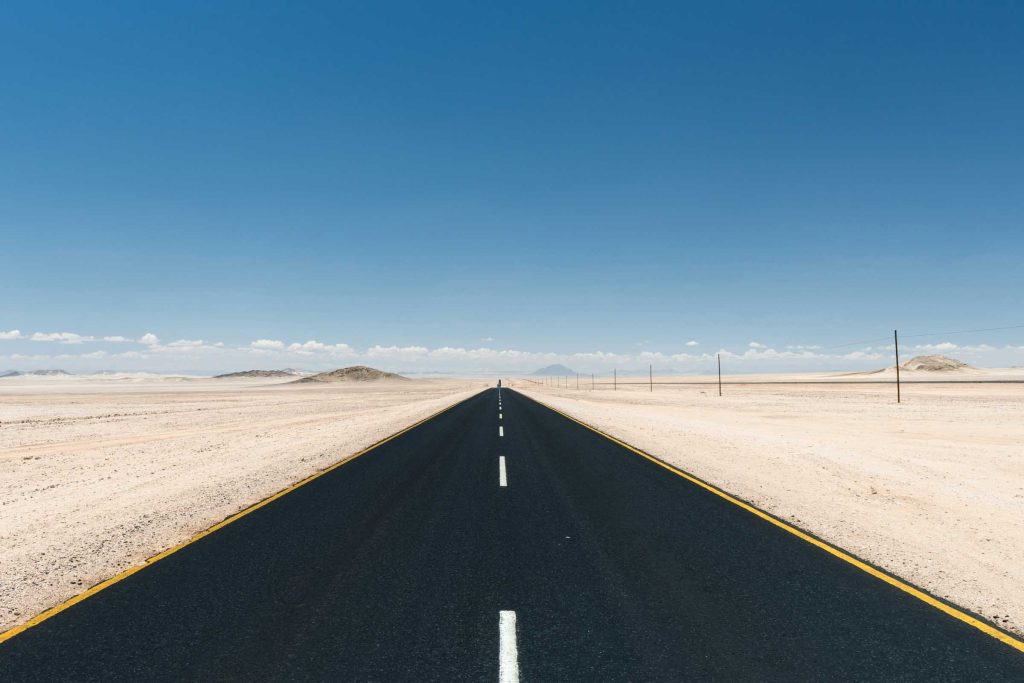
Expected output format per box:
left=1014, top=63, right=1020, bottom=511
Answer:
left=287, top=340, right=325, bottom=353
left=685, top=340, right=699, bottom=347
left=748, top=341, right=766, bottom=349
left=167, top=339, right=205, bottom=348
left=911, top=342, right=958, bottom=352
left=329, top=344, right=356, bottom=355
left=250, top=339, right=285, bottom=350
left=843, top=350, right=884, bottom=360
left=17, top=331, right=144, bottom=345
left=31, top=331, right=93, bottom=344
left=367, top=345, right=429, bottom=358
left=284, top=340, right=355, bottom=356
left=139, top=333, right=160, bottom=345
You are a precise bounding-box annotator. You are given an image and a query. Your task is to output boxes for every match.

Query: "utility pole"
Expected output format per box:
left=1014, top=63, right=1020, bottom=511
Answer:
left=614, top=368, right=617, bottom=391
left=717, top=353, right=722, bottom=397
left=649, top=364, right=653, bottom=392
left=894, top=329, right=901, bottom=404
left=591, top=373, right=594, bottom=390
left=576, top=373, right=579, bottom=389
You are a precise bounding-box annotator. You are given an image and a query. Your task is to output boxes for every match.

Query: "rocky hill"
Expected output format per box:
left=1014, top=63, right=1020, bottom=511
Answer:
left=293, top=366, right=409, bottom=383
left=214, top=370, right=301, bottom=379
left=0, top=369, right=71, bottom=378
left=900, top=355, right=974, bottom=372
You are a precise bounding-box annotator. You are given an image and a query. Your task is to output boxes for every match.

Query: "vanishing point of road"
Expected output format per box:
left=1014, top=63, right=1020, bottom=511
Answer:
left=2, top=387, right=1023, bottom=680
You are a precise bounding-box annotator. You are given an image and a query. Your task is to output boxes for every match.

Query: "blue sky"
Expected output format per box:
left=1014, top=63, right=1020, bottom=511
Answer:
left=2, top=1, right=1023, bottom=373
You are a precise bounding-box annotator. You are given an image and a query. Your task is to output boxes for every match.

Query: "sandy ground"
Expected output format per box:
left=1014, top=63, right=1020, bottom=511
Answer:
left=515, top=374, right=1024, bottom=636
left=0, top=377, right=486, bottom=632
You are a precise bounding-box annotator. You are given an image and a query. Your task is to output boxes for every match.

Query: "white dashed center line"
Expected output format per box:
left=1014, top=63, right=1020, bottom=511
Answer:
left=499, top=610, right=519, bottom=682
left=499, top=456, right=508, bottom=487
left=499, top=426, right=504, bottom=437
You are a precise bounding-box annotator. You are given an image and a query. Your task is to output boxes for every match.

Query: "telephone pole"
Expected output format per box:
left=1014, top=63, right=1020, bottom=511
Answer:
left=717, top=353, right=722, bottom=397
left=894, top=329, right=901, bottom=404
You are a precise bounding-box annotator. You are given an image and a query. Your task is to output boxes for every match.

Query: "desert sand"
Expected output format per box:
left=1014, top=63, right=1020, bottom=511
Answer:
left=516, top=372, right=1024, bottom=636
left=0, top=376, right=485, bottom=632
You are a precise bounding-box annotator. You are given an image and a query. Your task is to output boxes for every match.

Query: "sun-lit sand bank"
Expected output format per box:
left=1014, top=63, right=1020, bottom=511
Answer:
left=0, top=377, right=486, bottom=632
left=516, top=371, right=1024, bottom=636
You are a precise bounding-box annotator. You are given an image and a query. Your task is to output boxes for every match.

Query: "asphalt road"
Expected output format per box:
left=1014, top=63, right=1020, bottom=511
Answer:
left=2, top=387, right=1022, bottom=680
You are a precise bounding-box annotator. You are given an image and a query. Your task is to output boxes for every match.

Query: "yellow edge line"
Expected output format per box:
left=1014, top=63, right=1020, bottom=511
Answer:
left=520, top=390, right=1024, bottom=654
left=0, top=390, right=484, bottom=646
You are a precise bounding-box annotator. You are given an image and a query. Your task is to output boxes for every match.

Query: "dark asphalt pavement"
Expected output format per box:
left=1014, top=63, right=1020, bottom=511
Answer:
left=1, top=387, right=1022, bottom=681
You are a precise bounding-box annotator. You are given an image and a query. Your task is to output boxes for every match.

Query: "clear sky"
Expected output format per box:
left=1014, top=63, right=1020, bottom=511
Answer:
left=2, top=1, right=1023, bottom=374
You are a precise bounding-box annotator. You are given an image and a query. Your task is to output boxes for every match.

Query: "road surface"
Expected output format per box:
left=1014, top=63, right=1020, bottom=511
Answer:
left=2, top=387, right=1023, bottom=680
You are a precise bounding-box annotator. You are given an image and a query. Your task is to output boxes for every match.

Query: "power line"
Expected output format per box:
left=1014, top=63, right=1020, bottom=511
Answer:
left=899, top=324, right=1024, bottom=339
left=822, top=323, right=1024, bottom=350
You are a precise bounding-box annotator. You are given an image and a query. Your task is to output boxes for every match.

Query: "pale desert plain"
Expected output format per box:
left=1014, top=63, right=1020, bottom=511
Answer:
left=516, top=368, right=1024, bottom=637
left=0, top=375, right=486, bottom=633
left=2, top=369, right=1023, bottom=642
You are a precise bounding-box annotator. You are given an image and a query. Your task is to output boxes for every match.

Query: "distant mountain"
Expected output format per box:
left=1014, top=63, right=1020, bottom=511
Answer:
left=214, top=369, right=302, bottom=379
left=0, top=369, right=71, bottom=378
left=293, top=366, right=409, bottom=383
left=532, top=364, right=577, bottom=376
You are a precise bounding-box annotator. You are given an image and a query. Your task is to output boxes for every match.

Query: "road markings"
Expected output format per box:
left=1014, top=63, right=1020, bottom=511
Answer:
left=499, top=456, right=508, bottom=487
left=0, top=391, right=486, bottom=646
left=521, top=391, right=1024, bottom=655
left=499, top=413, right=503, bottom=420
left=499, top=610, right=519, bottom=682
left=499, top=426, right=504, bottom=437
